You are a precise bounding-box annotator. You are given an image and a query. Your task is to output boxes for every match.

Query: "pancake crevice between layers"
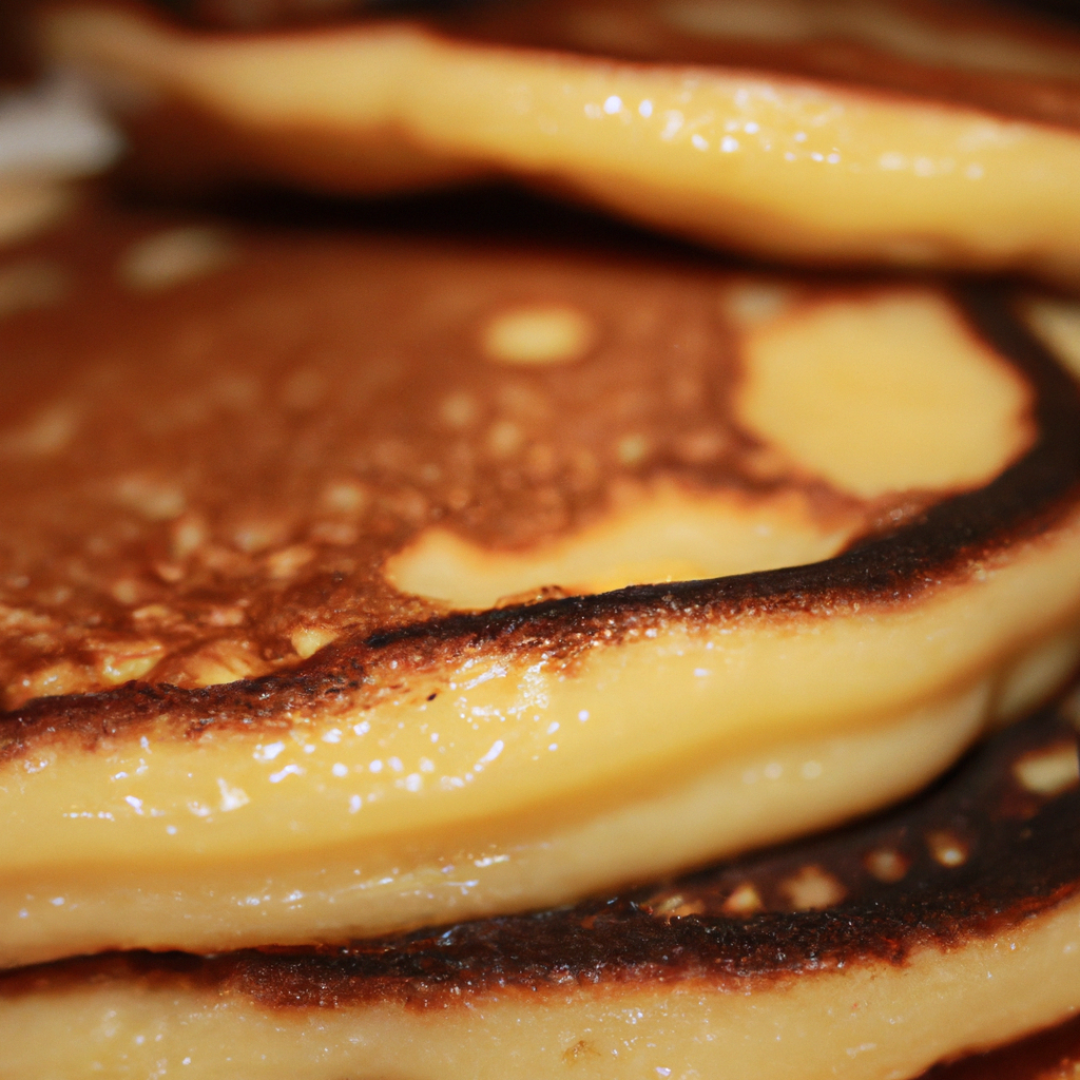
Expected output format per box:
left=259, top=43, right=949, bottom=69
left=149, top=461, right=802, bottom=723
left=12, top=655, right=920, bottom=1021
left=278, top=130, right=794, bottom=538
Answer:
left=0, top=194, right=1079, bottom=967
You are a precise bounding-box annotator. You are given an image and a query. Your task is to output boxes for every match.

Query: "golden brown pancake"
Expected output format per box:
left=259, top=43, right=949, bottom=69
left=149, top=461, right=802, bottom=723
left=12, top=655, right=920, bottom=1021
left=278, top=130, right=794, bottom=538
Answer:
left=36, top=0, right=1080, bottom=281
left=0, top=192, right=1079, bottom=967
left=1, top=685, right=1078, bottom=1079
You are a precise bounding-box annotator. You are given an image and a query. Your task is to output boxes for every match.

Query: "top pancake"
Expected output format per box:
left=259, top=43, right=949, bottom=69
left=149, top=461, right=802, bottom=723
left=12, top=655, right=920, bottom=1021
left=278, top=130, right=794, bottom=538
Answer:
left=2, top=192, right=1080, bottom=963
left=37, top=0, right=1080, bottom=281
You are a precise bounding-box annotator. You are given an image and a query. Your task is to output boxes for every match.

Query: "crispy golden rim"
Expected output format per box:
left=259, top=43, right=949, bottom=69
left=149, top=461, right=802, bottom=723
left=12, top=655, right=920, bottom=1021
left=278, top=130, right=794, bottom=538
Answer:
left=1, top=696, right=1078, bottom=1080
left=0, top=198, right=1079, bottom=963
left=37, top=0, right=1080, bottom=281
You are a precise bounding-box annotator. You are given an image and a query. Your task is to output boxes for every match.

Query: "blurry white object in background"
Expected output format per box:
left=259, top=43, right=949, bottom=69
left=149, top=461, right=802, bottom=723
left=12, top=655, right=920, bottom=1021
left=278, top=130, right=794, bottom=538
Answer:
left=0, top=72, right=122, bottom=246
left=0, top=70, right=122, bottom=177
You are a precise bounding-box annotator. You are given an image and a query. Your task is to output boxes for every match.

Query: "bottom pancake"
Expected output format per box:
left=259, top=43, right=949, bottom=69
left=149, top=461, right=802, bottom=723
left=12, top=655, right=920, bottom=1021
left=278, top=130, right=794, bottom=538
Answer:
left=925, top=1013, right=1080, bottom=1080
left=2, top=687, right=1079, bottom=1079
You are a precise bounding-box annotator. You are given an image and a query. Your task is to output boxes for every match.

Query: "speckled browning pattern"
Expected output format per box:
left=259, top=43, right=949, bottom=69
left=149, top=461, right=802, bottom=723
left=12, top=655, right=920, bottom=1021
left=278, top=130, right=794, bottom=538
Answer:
left=0, top=196, right=1078, bottom=755
left=2, top=690, right=1078, bottom=1005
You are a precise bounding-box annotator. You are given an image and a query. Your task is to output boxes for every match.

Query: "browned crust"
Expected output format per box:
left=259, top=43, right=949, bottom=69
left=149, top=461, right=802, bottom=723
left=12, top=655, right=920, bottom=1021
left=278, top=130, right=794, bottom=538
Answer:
left=0, top=183, right=1077, bottom=757
left=0, top=0, right=37, bottom=84
left=0, top=265, right=1077, bottom=760
left=2, top=692, right=1077, bottom=1005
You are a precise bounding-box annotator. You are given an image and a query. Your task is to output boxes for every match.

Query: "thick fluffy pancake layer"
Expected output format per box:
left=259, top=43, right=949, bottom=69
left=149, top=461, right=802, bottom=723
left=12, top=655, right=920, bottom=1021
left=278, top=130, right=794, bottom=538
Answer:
left=1, top=199, right=1080, bottom=964
left=2, top=693, right=1079, bottom=1080
left=38, top=0, right=1080, bottom=281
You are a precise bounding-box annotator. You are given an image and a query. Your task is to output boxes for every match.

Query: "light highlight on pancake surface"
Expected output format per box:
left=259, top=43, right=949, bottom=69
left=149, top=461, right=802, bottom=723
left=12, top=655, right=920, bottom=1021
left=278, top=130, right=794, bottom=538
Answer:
left=480, top=303, right=596, bottom=366
left=0, top=198, right=1079, bottom=965
left=37, top=0, right=1080, bottom=281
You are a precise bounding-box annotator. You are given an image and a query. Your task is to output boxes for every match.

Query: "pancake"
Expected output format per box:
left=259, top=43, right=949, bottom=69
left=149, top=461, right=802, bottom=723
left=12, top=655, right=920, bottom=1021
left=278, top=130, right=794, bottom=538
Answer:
left=924, top=1013, right=1080, bottom=1080
left=1, top=683, right=1078, bottom=1079
left=35, top=0, right=1080, bottom=282
left=0, top=193, right=1080, bottom=968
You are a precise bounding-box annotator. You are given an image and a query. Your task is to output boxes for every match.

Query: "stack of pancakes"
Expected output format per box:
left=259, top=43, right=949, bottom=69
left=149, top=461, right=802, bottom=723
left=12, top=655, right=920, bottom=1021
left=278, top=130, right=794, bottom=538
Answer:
left=3, top=0, right=1080, bottom=1075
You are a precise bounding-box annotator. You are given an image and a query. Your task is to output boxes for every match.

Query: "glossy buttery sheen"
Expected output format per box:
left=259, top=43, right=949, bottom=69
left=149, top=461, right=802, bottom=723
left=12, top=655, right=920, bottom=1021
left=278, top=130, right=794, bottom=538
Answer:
left=39, top=0, right=1080, bottom=282
left=0, top=204, right=1079, bottom=965
left=2, top=700, right=1078, bottom=1080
